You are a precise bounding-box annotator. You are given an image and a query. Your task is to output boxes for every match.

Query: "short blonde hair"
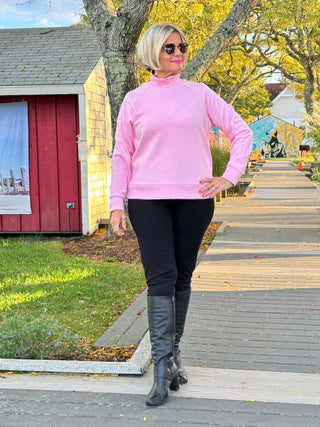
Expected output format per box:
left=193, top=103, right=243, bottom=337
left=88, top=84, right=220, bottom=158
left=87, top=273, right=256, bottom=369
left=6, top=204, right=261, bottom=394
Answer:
left=137, top=24, right=188, bottom=72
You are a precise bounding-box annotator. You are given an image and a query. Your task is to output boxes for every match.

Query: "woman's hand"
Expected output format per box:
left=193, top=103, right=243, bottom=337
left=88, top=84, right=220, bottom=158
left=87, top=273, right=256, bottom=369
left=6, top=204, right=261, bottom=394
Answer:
left=110, top=210, right=127, bottom=237
left=199, top=176, right=233, bottom=199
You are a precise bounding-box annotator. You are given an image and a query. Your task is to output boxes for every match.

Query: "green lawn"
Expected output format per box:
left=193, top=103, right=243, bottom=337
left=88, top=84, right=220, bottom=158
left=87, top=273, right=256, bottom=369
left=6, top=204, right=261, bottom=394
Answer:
left=0, top=236, right=146, bottom=343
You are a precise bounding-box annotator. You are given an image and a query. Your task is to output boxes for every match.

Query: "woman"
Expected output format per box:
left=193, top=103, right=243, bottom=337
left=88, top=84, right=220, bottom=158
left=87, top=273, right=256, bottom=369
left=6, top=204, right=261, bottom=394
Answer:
left=110, top=24, right=253, bottom=406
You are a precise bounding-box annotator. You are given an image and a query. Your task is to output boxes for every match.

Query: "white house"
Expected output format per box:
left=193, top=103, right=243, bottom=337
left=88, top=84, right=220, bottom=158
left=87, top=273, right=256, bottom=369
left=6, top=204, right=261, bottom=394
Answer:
left=270, top=87, right=305, bottom=128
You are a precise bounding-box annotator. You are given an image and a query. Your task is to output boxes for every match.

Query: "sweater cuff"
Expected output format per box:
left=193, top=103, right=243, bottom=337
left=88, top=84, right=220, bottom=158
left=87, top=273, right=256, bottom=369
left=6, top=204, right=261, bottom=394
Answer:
left=109, top=196, right=124, bottom=213
left=222, top=167, right=242, bottom=186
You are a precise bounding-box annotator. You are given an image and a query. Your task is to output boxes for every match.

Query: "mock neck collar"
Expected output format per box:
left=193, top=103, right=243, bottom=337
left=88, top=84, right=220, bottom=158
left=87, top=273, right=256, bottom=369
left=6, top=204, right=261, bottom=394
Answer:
left=150, top=73, right=181, bottom=87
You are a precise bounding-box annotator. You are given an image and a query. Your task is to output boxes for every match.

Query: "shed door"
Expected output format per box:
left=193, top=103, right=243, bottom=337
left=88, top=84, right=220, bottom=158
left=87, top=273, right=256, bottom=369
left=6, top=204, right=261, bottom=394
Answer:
left=0, top=95, right=81, bottom=233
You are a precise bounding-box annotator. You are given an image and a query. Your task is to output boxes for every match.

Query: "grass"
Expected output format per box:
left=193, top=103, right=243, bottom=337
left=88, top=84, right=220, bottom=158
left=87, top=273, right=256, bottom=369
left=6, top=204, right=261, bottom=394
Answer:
left=0, top=236, right=146, bottom=344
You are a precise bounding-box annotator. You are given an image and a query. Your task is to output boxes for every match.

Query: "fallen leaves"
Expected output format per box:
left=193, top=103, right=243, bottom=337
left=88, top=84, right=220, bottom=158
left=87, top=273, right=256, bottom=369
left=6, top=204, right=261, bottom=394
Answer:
left=223, top=280, right=233, bottom=287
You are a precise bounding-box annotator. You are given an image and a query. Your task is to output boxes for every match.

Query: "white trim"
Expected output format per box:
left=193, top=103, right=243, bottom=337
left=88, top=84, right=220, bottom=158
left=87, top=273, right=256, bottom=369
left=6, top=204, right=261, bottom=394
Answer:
left=77, top=93, right=89, bottom=235
left=272, top=86, right=296, bottom=105
left=77, top=93, right=87, bottom=146
left=0, top=84, right=84, bottom=96
left=250, top=114, right=302, bottom=129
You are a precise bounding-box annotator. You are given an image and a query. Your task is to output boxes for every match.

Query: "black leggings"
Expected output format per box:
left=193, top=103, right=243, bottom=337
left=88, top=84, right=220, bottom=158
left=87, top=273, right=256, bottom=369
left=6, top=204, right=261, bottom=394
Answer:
left=128, top=199, right=214, bottom=296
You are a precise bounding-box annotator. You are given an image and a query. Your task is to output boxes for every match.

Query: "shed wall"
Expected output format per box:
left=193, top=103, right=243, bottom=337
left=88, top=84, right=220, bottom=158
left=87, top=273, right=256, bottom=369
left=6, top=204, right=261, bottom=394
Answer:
left=83, top=58, right=112, bottom=234
left=0, top=95, right=81, bottom=233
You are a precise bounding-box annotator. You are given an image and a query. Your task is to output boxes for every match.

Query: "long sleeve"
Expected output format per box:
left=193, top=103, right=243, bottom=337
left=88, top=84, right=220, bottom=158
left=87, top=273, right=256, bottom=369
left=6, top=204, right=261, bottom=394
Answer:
left=109, top=96, right=135, bottom=212
left=203, top=84, right=253, bottom=185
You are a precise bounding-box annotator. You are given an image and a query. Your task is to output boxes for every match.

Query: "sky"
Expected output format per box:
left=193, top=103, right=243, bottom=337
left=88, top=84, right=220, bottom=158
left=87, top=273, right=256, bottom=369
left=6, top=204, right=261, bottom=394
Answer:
left=0, top=0, right=83, bottom=28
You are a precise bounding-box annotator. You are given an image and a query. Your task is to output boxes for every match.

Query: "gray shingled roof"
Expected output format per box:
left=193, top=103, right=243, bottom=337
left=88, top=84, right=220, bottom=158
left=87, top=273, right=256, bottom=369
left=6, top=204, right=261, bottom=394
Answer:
left=0, top=26, right=102, bottom=86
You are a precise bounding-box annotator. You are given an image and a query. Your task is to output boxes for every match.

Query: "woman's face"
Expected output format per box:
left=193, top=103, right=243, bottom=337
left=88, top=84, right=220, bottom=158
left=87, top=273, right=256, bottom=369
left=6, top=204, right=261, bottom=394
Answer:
left=156, top=32, right=186, bottom=79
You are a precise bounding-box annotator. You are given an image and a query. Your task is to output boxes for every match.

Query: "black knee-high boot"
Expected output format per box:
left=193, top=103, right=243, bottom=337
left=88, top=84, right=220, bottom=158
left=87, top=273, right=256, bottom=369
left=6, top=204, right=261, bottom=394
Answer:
left=146, top=295, right=179, bottom=406
left=174, top=289, right=191, bottom=384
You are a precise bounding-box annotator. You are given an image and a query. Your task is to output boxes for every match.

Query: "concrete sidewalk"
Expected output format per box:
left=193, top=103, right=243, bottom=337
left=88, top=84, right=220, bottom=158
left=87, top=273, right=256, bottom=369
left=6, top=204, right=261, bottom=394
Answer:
left=1, top=161, right=320, bottom=426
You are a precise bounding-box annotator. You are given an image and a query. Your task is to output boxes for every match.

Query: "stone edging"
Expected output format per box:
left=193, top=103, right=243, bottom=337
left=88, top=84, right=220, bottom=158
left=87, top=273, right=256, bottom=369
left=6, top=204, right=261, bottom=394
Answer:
left=0, top=332, right=151, bottom=376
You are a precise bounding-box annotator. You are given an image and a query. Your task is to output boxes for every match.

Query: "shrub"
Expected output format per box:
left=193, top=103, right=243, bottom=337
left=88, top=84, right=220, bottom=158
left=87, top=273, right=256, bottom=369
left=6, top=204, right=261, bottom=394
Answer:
left=311, top=172, right=320, bottom=183
left=209, top=131, right=230, bottom=177
left=0, top=314, right=86, bottom=359
left=301, top=151, right=315, bottom=163
left=211, top=144, right=230, bottom=177
left=304, top=104, right=320, bottom=152
left=249, top=149, right=264, bottom=162
left=310, top=167, right=320, bottom=183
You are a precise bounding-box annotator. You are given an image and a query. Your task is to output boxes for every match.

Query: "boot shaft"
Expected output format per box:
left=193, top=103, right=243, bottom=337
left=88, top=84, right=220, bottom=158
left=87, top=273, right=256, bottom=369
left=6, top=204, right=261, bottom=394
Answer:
left=147, top=295, right=176, bottom=363
left=175, top=289, right=191, bottom=347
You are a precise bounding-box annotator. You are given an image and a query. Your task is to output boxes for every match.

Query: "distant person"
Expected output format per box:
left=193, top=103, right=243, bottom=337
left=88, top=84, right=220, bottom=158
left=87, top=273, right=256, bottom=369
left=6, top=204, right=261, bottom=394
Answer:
left=110, top=24, right=253, bottom=406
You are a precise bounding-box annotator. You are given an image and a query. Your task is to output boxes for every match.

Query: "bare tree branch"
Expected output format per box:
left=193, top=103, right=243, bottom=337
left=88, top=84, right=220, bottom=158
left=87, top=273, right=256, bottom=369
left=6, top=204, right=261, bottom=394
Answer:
left=182, top=0, right=259, bottom=81
left=244, top=40, right=305, bottom=84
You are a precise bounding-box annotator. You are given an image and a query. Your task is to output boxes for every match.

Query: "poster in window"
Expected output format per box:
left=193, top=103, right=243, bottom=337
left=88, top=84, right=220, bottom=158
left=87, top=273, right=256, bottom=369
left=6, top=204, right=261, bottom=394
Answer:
left=0, top=101, right=31, bottom=214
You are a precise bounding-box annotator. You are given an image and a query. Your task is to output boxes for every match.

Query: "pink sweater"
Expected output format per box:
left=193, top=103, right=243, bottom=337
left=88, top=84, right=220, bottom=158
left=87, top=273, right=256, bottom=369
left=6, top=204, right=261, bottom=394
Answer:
left=110, top=73, right=253, bottom=212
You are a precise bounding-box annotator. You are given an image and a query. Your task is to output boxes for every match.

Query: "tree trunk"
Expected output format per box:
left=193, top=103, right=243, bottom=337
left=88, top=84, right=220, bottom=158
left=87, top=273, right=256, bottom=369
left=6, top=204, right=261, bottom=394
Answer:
left=83, top=0, right=155, bottom=142
left=103, top=49, right=138, bottom=141
left=303, top=67, right=317, bottom=116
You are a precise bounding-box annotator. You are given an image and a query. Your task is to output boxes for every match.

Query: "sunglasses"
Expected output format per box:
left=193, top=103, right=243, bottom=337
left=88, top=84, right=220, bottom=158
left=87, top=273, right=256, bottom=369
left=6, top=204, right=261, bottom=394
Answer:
left=162, top=43, right=189, bottom=55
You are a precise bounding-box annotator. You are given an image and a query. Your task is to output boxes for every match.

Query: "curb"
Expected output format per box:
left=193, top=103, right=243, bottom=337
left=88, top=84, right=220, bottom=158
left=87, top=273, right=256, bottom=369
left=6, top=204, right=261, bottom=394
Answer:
left=215, top=220, right=229, bottom=236
left=95, top=289, right=148, bottom=347
left=244, top=177, right=256, bottom=196
left=0, top=332, right=151, bottom=376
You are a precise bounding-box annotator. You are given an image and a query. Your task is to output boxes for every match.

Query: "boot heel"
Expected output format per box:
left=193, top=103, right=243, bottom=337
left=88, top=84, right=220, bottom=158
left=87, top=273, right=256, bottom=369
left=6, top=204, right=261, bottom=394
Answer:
left=169, top=374, right=180, bottom=391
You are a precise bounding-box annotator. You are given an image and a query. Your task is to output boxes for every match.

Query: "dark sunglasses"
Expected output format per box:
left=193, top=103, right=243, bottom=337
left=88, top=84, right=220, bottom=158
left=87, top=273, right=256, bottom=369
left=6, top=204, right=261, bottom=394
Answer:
left=162, top=43, right=189, bottom=55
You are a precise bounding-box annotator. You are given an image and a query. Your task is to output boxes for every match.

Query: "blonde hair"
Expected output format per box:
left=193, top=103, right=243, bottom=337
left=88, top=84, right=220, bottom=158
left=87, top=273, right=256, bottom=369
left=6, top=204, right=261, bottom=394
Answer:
left=137, top=24, right=188, bottom=73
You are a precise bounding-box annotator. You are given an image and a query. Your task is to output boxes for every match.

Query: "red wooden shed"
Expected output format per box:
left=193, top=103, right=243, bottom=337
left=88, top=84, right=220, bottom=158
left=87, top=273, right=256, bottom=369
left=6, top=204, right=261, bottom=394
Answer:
left=0, top=26, right=112, bottom=235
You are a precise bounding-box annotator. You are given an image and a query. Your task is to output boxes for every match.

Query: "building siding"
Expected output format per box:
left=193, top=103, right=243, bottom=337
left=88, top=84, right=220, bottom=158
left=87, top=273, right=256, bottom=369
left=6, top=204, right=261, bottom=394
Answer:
left=271, top=88, right=305, bottom=128
left=84, top=58, right=112, bottom=234
left=0, top=94, right=81, bottom=233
